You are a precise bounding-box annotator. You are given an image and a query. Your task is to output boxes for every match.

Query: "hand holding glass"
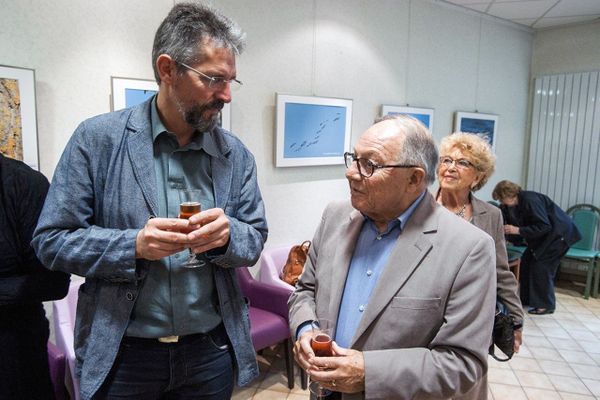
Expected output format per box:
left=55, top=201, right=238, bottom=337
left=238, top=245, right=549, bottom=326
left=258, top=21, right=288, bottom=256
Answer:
left=178, top=189, right=205, bottom=268
left=309, top=319, right=334, bottom=399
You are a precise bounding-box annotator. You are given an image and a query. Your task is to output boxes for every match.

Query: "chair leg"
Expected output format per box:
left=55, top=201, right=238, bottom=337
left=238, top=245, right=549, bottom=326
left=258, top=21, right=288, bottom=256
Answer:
left=593, top=258, right=600, bottom=299
left=584, top=260, right=593, bottom=299
left=300, top=366, right=308, bottom=390
left=283, top=338, right=295, bottom=389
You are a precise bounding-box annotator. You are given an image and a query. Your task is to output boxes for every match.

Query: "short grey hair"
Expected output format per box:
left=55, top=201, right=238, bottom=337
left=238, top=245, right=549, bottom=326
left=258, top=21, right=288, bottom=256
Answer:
left=152, top=2, right=246, bottom=84
left=375, top=114, right=439, bottom=185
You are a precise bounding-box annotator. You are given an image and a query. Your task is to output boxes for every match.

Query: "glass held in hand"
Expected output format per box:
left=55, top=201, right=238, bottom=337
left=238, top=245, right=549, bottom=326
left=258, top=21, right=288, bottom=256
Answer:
left=309, top=319, right=334, bottom=398
left=178, top=189, right=206, bottom=268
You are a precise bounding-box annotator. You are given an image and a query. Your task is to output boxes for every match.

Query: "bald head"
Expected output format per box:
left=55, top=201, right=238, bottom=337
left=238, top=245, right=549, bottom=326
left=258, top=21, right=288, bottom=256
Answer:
left=372, top=115, right=438, bottom=185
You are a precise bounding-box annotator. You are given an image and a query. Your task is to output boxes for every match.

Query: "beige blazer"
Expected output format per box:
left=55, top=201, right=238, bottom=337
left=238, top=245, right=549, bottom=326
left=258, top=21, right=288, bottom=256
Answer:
left=289, top=192, right=496, bottom=400
left=470, top=195, right=523, bottom=325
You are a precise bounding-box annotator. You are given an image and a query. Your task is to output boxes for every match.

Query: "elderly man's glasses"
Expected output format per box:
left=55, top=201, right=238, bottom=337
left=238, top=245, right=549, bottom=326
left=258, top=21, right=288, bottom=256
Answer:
left=439, top=156, right=474, bottom=170
left=176, top=61, right=243, bottom=91
left=344, top=152, right=419, bottom=178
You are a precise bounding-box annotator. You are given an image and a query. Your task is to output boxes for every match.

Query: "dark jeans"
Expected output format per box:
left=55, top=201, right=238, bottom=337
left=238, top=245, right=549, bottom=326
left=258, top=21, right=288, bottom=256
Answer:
left=0, top=303, right=54, bottom=400
left=520, top=241, right=569, bottom=310
left=94, top=324, right=234, bottom=400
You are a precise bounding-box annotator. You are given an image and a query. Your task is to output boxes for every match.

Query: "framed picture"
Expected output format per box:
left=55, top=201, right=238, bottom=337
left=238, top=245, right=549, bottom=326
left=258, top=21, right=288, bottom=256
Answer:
left=111, top=77, right=158, bottom=111
left=381, top=105, right=434, bottom=131
left=110, top=76, right=231, bottom=130
left=276, top=94, right=352, bottom=167
left=0, top=65, right=39, bottom=170
left=454, top=111, right=498, bottom=151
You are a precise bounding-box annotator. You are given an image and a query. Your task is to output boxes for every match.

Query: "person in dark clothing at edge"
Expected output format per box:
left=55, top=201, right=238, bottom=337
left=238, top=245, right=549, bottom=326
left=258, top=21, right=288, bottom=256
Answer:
left=0, top=154, right=70, bottom=399
left=492, top=180, right=581, bottom=315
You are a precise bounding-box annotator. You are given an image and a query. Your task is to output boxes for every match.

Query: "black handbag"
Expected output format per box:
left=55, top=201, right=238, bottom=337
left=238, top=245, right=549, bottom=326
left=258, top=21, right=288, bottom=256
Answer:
left=489, top=300, right=515, bottom=361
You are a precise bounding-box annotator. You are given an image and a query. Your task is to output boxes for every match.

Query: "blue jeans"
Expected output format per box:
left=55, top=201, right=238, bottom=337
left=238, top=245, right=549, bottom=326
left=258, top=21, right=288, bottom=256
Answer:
left=93, top=324, right=234, bottom=399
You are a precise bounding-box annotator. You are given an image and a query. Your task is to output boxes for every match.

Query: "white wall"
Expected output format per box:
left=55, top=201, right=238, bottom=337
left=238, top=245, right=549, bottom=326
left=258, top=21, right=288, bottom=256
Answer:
left=1, top=0, right=533, bottom=250
left=532, top=20, right=600, bottom=77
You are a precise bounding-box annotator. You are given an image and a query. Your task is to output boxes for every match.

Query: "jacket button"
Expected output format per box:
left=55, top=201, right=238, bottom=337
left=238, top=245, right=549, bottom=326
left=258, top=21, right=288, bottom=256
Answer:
left=126, top=292, right=135, bottom=301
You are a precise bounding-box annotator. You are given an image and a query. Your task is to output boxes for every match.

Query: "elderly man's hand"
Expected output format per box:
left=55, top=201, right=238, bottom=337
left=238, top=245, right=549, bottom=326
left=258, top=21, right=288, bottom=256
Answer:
left=307, top=342, right=365, bottom=394
left=293, top=330, right=315, bottom=372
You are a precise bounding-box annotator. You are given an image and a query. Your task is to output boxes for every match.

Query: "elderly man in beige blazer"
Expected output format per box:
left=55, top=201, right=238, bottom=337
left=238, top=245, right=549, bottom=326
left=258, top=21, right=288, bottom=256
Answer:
left=289, top=115, right=496, bottom=400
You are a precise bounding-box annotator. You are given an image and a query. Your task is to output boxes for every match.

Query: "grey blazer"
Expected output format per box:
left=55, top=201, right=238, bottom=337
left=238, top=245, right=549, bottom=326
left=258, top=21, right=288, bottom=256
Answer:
left=470, top=195, right=524, bottom=325
left=289, top=192, right=496, bottom=399
left=33, top=99, right=267, bottom=399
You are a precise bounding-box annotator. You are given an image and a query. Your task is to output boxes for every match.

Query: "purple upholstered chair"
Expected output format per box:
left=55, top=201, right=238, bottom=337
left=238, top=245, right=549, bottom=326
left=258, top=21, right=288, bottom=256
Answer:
left=52, top=279, right=83, bottom=400
left=235, top=266, right=306, bottom=389
left=47, top=341, right=68, bottom=400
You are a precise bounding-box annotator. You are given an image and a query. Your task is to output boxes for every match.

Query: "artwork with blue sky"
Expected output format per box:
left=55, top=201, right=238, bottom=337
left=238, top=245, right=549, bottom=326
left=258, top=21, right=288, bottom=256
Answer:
left=125, top=88, right=157, bottom=107
left=283, top=103, right=346, bottom=159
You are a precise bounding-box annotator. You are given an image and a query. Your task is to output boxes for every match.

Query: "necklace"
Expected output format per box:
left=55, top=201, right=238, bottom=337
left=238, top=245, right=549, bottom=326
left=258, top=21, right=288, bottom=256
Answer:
left=455, top=204, right=467, bottom=219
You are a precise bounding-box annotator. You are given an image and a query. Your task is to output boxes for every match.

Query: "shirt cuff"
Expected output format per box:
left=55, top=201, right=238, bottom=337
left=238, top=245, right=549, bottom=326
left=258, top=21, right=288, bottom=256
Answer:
left=296, top=320, right=314, bottom=340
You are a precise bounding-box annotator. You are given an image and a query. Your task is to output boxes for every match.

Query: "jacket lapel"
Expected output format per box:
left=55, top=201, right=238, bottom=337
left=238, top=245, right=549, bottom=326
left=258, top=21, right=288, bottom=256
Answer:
left=327, top=208, right=365, bottom=330
left=350, top=193, right=439, bottom=346
left=126, top=100, right=159, bottom=216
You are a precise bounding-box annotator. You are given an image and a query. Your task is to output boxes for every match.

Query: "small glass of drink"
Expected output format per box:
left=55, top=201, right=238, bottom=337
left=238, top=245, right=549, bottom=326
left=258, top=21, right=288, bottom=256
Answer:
left=309, top=319, right=334, bottom=399
left=178, top=189, right=205, bottom=268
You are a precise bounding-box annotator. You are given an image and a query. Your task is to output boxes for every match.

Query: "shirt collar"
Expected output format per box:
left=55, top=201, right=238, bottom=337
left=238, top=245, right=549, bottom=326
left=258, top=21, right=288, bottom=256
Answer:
left=150, top=96, right=219, bottom=156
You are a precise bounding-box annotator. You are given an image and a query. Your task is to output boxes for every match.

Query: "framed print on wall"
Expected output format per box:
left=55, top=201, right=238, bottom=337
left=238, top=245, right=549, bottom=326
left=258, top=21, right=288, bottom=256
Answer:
left=276, top=94, right=352, bottom=167
left=381, top=105, right=434, bottom=131
left=110, top=76, right=231, bottom=130
left=0, top=65, right=39, bottom=170
left=454, top=111, right=498, bottom=151
left=111, top=77, right=158, bottom=111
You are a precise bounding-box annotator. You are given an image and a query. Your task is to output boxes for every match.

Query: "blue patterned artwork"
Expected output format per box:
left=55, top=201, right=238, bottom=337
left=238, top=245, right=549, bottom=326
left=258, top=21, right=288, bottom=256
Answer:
left=454, top=112, right=498, bottom=151
left=276, top=94, right=352, bottom=167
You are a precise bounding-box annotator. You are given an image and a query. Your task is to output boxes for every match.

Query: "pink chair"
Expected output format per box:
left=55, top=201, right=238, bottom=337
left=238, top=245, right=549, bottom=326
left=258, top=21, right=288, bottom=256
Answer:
left=52, top=279, right=83, bottom=400
left=258, top=245, right=295, bottom=291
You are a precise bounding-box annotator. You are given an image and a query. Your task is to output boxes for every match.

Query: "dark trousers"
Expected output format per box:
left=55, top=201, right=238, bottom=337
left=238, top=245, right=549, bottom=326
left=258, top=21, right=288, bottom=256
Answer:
left=94, top=324, right=234, bottom=400
left=520, top=241, right=569, bottom=310
left=0, top=303, right=54, bottom=400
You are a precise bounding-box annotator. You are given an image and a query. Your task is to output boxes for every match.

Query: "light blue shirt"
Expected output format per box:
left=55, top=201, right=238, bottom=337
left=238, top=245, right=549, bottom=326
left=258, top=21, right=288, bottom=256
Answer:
left=126, top=97, right=222, bottom=337
left=334, top=190, right=426, bottom=348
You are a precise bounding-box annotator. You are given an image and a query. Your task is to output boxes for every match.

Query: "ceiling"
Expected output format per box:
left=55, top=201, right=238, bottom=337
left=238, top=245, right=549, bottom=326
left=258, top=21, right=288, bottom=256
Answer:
left=442, top=0, right=600, bottom=29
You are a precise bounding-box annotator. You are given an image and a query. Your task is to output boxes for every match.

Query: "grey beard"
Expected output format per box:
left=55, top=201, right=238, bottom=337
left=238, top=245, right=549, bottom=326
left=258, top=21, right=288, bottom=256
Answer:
left=183, top=105, right=220, bottom=132
left=174, top=96, right=223, bottom=132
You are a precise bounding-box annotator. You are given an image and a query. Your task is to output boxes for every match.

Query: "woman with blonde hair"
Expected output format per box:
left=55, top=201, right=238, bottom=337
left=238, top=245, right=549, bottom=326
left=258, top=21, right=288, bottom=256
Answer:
left=437, top=133, right=523, bottom=348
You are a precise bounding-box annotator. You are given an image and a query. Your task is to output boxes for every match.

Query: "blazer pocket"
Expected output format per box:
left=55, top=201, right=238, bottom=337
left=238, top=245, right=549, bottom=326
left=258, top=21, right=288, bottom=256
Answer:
left=391, top=296, right=441, bottom=310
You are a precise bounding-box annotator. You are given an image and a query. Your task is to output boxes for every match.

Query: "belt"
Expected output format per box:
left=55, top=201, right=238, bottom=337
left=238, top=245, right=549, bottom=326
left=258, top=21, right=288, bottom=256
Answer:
left=124, top=323, right=225, bottom=345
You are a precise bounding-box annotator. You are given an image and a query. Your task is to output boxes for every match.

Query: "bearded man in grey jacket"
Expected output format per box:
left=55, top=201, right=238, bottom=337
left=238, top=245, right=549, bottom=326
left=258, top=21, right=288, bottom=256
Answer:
left=33, top=3, right=267, bottom=399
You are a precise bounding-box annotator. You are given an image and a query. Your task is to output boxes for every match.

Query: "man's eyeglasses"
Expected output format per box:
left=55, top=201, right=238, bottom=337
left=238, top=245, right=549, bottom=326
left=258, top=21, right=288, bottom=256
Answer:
left=344, top=152, right=419, bottom=178
left=439, top=156, right=474, bottom=170
left=176, top=61, right=243, bottom=91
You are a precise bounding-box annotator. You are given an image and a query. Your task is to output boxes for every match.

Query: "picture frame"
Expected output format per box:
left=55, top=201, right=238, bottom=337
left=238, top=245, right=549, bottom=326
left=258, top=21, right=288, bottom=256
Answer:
left=0, top=65, right=39, bottom=170
left=381, top=105, right=434, bottom=131
left=111, top=77, right=158, bottom=111
left=276, top=94, right=352, bottom=167
left=110, top=76, right=231, bottom=130
left=454, top=111, right=498, bottom=151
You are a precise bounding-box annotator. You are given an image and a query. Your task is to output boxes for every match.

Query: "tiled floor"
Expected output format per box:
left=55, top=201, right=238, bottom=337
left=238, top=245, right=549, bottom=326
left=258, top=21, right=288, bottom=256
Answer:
left=233, top=280, right=600, bottom=399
